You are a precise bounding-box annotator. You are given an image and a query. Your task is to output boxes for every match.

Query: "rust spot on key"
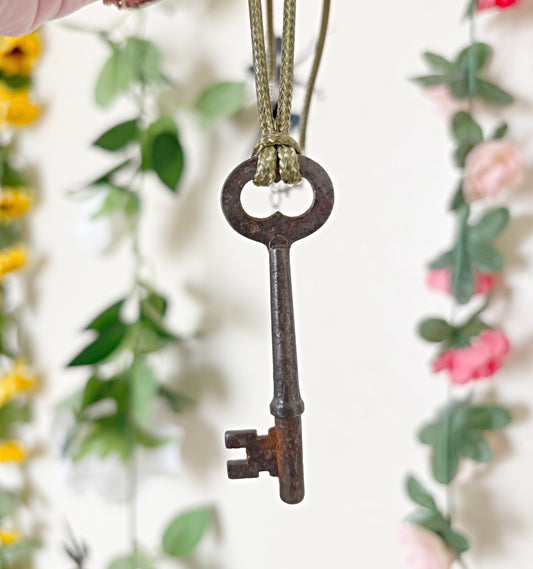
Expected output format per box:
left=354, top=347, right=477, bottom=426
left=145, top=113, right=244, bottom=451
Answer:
left=221, top=156, right=334, bottom=505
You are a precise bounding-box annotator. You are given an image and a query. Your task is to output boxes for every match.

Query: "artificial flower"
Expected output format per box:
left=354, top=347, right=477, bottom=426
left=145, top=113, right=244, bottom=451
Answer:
left=432, top=329, right=510, bottom=385
left=0, top=189, right=33, bottom=221
left=0, top=245, right=28, bottom=279
left=0, top=529, right=20, bottom=545
left=424, top=85, right=469, bottom=118
left=478, top=0, right=523, bottom=10
left=0, top=34, right=40, bottom=77
left=0, top=360, right=35, bottom=407
left=0, top=441, right=25, bottom=463
left=463, top=140, right=525, bottom=202
left=0, top=87, right=40, bottom=127
left=399, top=523, right=456, bottom=569
left=426, top=268, right=496, bottom=296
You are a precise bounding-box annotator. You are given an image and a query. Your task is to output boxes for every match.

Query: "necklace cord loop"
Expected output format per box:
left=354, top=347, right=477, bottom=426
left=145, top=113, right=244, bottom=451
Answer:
left=248, top=0, right=301, bottom=187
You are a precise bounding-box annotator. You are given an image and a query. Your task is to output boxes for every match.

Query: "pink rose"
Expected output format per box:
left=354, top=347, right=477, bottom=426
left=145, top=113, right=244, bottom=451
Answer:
left=424, top=86, right=469, bottom=119
left=478, top=0, right=524, bottom=10
left=432, top=329, right=510, bottom=385
left=399, top=523, right=456, bottom=569
left=463, top=141, right=525, bottom=202
left=426, top=268, right=496, bottom=296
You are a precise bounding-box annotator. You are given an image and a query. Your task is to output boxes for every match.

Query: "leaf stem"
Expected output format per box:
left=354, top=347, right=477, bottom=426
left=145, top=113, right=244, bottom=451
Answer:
left=129, top=453, right=138, bottom=567
left=467, top=6, right=477, bottom=112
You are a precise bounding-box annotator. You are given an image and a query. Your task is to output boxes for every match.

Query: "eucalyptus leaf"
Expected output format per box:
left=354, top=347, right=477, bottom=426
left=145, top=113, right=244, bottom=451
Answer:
left=95, top=47, right=135, bottom=107
left=89, top=160, right=132, bottom=187
left=451, top=112, right=483, bottom=146
left=94, top=119, right=138, bottom=152
left=459, top=317, right=490, bottom=340
left=411, top=74, right=447, bottom=87
left=406, top=476, right=438, bottom=511
left=449, top=77, right=470, bottom=99
left=441, top=528, right=469, bottom=555
left=68, top=322, right=128, bottom=367
left=124, top=37, right=165, bottom=84
left=159, top=386, right=195, bottom=413
left=492, top=122, right=509, bottom=140
left=456, top=43, right=492, bottom=71
left=422, top=52, right=453, bottom=73
left=454, top=144, right=474, bottom=168
left=418, top=319, right=452, bottom=343
left=429, top=250, right=454, bottom=270
left=476, top=80, right=514, bottom=107
left=151, top=132, right=184, bottom=192
left=162, top=507, right=212, bottom=558
left=432, top=425, right=460, bottom=484
left=140, top=116, right=178, bottom=171
left=460, top=431, right=492, bottom=463
left=86, top=299, right=125, bottom=332
left=195, top=82, right=246, bottom=128
left=130, top=358, right=158, bottom=426
left=420, top=398, right=511, bottom=485
left=468, top=242, right=503, bottom=272
left=94, top=186, right=139, bottom=217
left=73, top=426, right=133, bottom=462
left=463, top=405, right=512, bottom=430
left=468, top=208, right=509, bottom=243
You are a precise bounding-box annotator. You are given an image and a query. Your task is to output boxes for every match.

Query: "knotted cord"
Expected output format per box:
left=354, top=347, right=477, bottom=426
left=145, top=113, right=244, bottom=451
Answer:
left=248, top=0, right=331, bottom=186
left=249, top=0, right=302, bottom=186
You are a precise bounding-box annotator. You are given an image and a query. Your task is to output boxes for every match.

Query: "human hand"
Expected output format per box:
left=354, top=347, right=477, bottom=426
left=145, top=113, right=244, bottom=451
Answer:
left=0, top=0, right=158, bottom=37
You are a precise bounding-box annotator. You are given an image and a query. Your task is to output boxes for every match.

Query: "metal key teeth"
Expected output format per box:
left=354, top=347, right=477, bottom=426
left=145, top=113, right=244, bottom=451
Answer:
left=225, top=428, right=278, bottom=479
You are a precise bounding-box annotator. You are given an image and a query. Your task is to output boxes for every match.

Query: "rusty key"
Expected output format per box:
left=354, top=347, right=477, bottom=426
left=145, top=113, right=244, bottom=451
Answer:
left=221, top=155, right=334, bottom=504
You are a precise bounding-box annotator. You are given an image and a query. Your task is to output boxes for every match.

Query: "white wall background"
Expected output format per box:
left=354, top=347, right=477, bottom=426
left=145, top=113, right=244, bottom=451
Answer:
left=15, top=0, right=533, bottom=567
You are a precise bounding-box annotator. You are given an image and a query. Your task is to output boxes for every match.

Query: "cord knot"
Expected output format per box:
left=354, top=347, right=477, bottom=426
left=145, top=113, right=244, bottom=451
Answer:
left=252, top=133, right=302, bottom=187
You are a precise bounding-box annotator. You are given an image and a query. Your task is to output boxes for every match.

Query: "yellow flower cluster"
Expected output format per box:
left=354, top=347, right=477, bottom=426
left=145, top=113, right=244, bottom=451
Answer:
left=0, top=33, right=41, bottom=128
left=0, top=188, right=33, bottom=221
left=0, top=361, right=34, bottom=465
left=0, top=360, right=35, bottom=407
left=0, top=245, right=27, bottom=279
left=0, top=34, right=40, bottom=77
left=0, top=529, right=21, bottom=545
left=0, top=441, right=25, bottom=463
left=0, top=87, right=40, bottom=127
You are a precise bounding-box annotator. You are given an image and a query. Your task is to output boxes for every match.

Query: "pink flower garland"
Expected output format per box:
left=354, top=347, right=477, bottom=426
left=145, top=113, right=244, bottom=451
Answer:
left=432, top=329, right=510, bottom=385
left=478, top=0, right=524, bottom=10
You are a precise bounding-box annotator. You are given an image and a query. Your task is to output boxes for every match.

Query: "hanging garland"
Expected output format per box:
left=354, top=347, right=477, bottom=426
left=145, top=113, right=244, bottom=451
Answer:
left=60, top=6, right=249, bottom=568
left=401, top=1, right=525, bottom=567
left=0, top=32, right=42, bottom=569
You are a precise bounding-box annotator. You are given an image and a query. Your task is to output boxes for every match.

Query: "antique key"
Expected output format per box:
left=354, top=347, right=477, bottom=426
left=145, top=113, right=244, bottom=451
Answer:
left=221, top=155, right=334, bottom=504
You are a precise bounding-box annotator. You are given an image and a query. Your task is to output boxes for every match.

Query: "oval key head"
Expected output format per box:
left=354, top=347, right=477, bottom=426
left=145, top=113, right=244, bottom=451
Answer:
left=221, top=156, right=334, bottom=246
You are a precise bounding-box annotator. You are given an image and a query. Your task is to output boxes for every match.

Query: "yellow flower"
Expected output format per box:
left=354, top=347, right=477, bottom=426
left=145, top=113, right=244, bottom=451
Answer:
left=0, top=441, right=25, bottom=463
left=0, top=189, right=33, bottom=221
left=0, top=529, right=21, bottom=545
left=0, top=34, right=40, bottom=77
left=0, top=360, right=35, bottom=407
left=0, top=245, right=28, bottom=279
left=0, top=87, right=40, bottom=127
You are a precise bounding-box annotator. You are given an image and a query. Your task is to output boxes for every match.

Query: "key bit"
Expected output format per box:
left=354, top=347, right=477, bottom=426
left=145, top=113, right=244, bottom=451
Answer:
left=221, top=155, right=334, bottom=505
left=226, top=428, right=278, bottom=479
